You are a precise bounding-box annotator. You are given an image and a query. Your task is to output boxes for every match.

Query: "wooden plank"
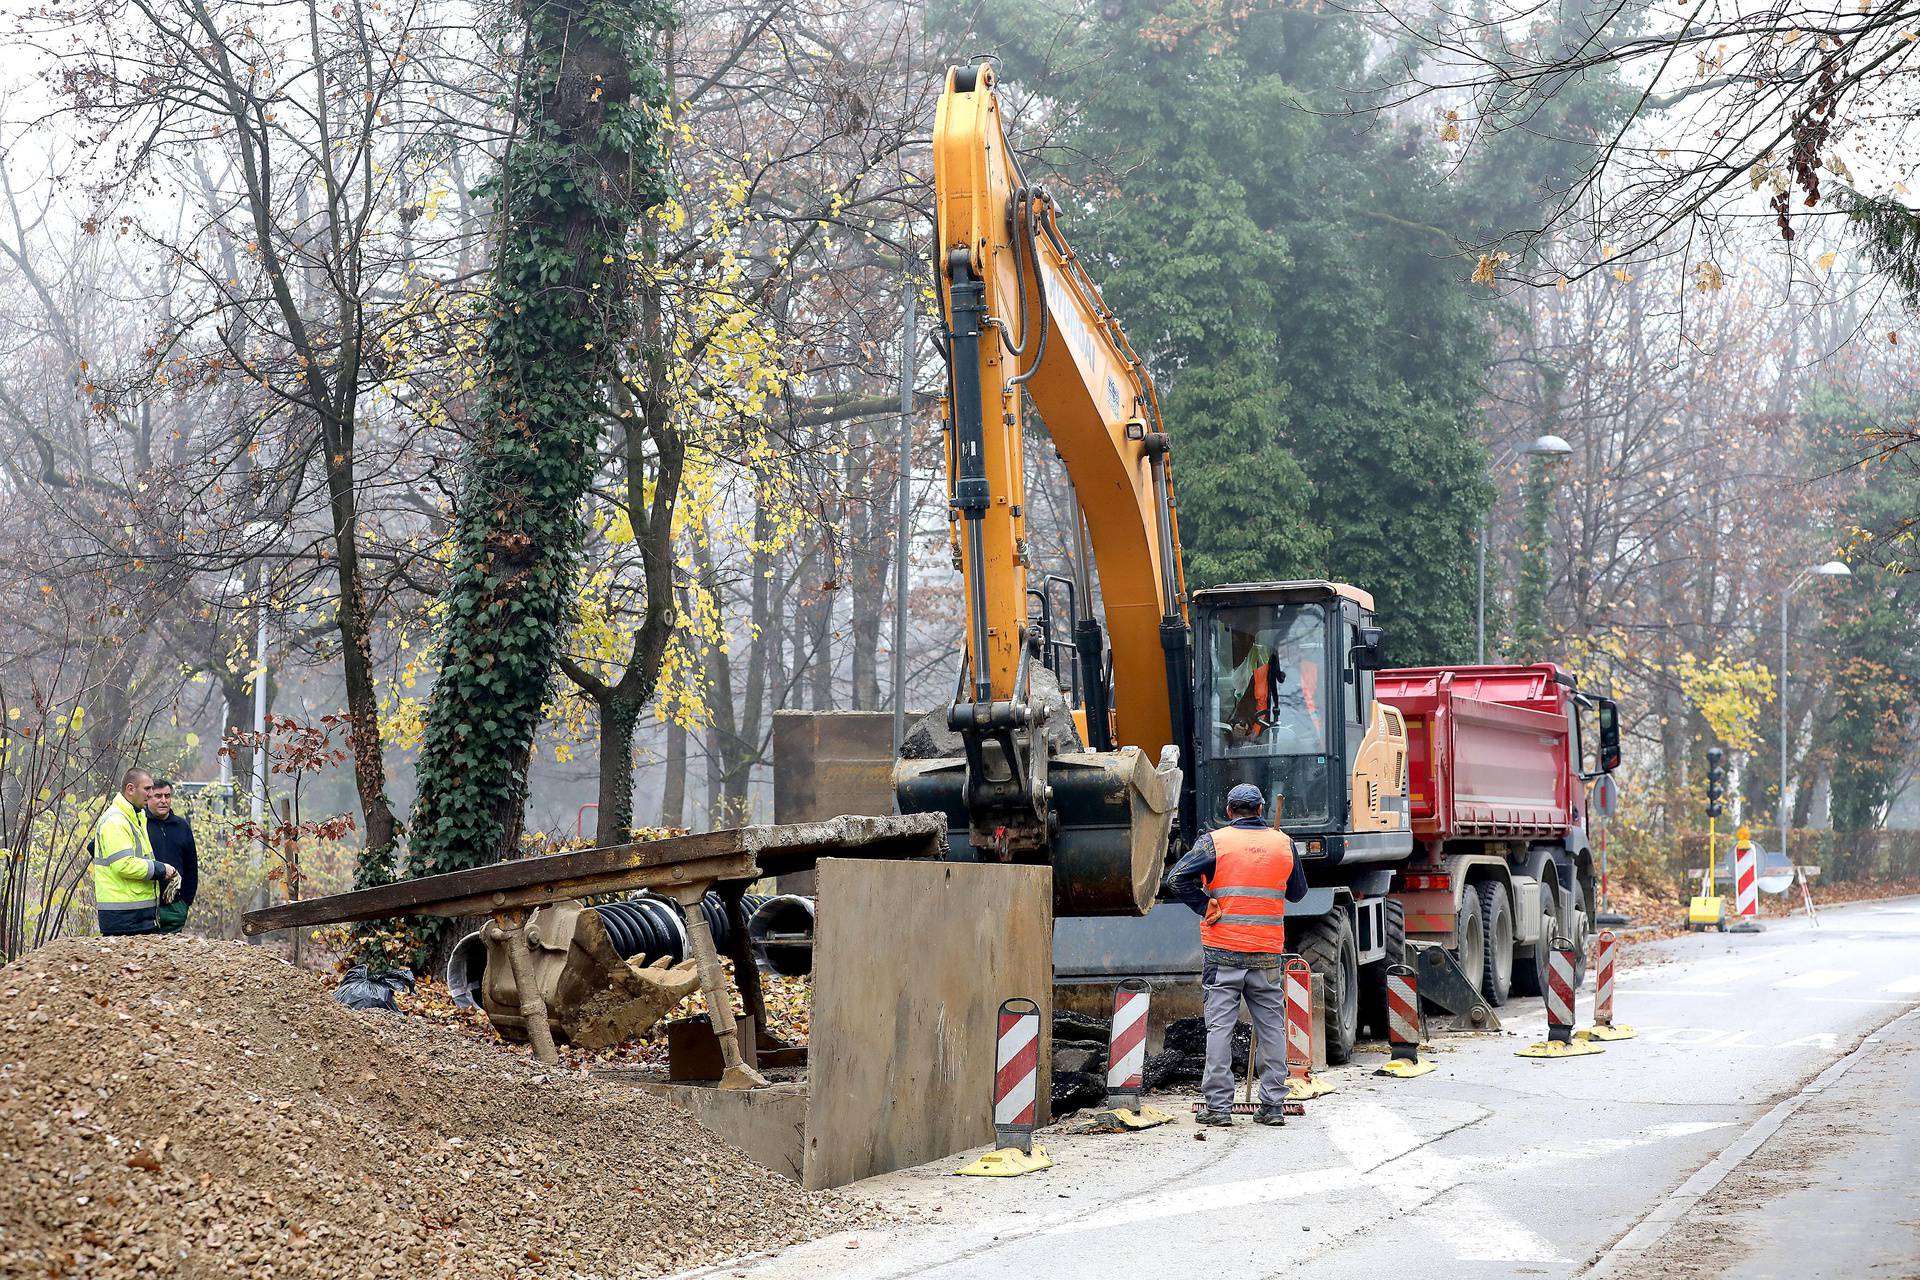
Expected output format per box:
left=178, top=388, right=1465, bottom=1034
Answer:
left=242, top=851, right=754, bottom=934
left=802, top=860, right=1052, bottom=1190
left=239, top=813, right=944, bottom=936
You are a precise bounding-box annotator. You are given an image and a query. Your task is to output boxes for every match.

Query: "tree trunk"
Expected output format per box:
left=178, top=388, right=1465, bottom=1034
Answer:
left=591, top=692, right=640, bottom=845
left=325, top=454, right=400, bottom=869
left=661, top=714, right=686, bottom=829
left=408, top=0, right=671, bottom=885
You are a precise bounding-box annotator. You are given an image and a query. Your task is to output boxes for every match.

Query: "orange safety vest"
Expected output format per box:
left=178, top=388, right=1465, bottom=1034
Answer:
left=1200, top=826, right=1296, bottom=953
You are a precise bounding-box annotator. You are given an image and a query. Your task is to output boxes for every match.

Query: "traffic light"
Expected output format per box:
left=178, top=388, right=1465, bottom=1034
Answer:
left=1705, top=747, right=1726, bottom=819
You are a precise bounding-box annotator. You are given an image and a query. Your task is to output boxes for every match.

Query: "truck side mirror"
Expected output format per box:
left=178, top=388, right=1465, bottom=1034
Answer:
left=1351, top=626, right=1387, bottom=672
left=1597, top=698, right=1622, bottom=772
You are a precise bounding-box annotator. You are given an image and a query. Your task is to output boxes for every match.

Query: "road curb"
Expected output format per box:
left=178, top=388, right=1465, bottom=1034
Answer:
left=1579, top=1002, right=1920, bottom=1277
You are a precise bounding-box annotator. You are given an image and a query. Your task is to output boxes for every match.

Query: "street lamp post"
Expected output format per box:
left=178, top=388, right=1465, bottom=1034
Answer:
left=1778, top=560, right=1851, bottom=854
left=1476, top=434, right=1573, bottom=663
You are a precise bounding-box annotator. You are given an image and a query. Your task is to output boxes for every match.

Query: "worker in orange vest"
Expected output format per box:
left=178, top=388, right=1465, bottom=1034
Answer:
left=1165, top=783, right=1308, bottom=1126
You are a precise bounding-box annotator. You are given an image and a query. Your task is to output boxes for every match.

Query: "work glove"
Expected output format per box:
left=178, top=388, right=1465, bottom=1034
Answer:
left=160, top=864, right=182, bottom=905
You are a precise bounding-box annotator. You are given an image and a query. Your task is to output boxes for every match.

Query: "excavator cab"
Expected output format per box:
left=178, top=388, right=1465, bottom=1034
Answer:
left=1192, top=581, right=1411, bottom=864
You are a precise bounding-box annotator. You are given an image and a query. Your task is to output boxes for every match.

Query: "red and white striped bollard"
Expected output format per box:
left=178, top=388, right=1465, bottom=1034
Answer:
left=1375, top=963, right=1435, bottom=1077
left=1284, top=956, right=1313, bottom=1081
left=1731, top=825, right=1765, bottom=933
left=1594, top=932, right=1616, bottom=1028
left=1517, top=935, right=1604, bottom=1056
left=1578, top=929, right=1636, bottom=1041
left=993, top=997, right=1040, bottom=1151
left=1546, top=941, right=1577, bottom=1044
left=957, top=997, right=1053, bottom=1175
left=1106, top=981, right=1150, bottom=1112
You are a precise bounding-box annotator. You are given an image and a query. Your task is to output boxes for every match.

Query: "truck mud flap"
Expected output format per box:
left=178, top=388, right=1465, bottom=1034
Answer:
left=1412, top=943, right=1501, bottom=1033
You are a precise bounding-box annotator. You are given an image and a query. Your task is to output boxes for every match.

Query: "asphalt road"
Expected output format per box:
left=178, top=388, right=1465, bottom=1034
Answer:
left=679, top=896, right=1920, bottom=1280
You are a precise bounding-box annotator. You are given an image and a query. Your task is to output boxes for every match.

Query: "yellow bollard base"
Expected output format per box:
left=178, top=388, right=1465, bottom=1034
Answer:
left=1287, top=1074, right=1336, bottom=1100
left=1090, top=1104, right=1173, bottom=1131
left=1517, top=1037, right=1606, bottom=1058
left=1375, top=1056, right=1437, bottom=1078
left=1576, top=1024, right=1637, bottom=1042
left=954, top=1144, right=1053, bottom=1177
left=1687, top=895, right=1726, bottom=928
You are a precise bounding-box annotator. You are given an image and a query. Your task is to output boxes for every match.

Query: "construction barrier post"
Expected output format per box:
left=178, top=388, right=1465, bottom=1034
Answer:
left=1730, top=825, right=1765, bottom=934
left=1284, top=955, right=1333, bottom=1100
left=955, top=997, right=1053, bottom=1176
left=1518, top=936, right=1603, bottom=1058
left=1091, top=980, right=1172, bottom=1130
left=1577, top=929, right=1636, bottom=1042
left=1375, top=963, right=1436, bottom=1078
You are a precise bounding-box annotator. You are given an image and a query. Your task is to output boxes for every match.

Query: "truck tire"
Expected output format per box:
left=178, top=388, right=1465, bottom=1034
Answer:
left=1476, top=881, right=1514, bottom=1006
left=1297, top=910, right=1359, bottom=1066
left=1511, top=882, right=1556, bottom=998
left=1358, top=897, right=1407, bottom=1038
left=1454, top=893, right=1485, bottom=996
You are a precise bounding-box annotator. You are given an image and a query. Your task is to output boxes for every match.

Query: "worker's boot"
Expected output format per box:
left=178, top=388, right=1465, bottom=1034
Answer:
left=1254, top=1105, right=1287, bottom=1127
left=1196, top=1108, right=1235, bottom=1127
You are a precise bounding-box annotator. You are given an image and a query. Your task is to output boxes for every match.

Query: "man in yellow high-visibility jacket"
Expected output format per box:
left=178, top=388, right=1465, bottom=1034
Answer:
left=93, top=768, right=177, bottom=936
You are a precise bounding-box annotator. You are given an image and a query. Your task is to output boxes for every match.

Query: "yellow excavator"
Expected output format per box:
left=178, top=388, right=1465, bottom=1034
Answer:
left=896, top=66, right=1417, bottom=1061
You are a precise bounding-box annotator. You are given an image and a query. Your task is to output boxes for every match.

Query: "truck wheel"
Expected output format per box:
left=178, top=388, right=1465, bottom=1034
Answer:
left=1358, top=897, right=1406, bottom=1037
left=1476, top=881, right=1514, bottom=1006
left=1298, top=910, right=1359, bottom=1065
left=1567, top=877, right=1593, bottom=985
left=1454, top=893, right=1485, bottom=996
left=1511, top=884, right=1556, bottom=998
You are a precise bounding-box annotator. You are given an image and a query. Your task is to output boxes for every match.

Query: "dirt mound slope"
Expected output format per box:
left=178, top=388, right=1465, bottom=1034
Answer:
left=0, top=936, right=859, bottom=1279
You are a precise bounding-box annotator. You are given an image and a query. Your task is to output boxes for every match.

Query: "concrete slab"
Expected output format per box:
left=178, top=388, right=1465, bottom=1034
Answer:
left=803, top=859, right=1052, bottom=1189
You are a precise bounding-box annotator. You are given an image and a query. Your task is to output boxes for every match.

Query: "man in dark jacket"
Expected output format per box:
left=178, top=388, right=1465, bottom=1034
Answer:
left=145, top=778, right=199, bottom=933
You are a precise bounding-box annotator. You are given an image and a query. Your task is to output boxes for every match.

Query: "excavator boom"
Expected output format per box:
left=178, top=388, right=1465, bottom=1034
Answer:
left=897, top=65, right=1191, bottom=915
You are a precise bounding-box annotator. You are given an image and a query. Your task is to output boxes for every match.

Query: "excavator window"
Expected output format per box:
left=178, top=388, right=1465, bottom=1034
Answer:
left=1201, top=603, right=1334, bottom=827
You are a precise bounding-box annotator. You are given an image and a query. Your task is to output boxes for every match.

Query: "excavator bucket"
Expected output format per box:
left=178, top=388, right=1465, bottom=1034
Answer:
left=895, top=743, right=1180, bottom=917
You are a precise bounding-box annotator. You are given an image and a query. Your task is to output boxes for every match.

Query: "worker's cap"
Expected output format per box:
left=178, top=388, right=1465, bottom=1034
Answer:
left=1225, top=784, right=1266, bottom=811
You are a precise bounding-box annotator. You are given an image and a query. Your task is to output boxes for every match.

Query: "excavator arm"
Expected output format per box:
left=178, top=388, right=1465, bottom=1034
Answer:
left=895, top=65, right=1191, bottom=916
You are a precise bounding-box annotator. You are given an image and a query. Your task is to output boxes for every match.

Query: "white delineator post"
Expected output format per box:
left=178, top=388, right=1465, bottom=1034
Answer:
left=1105, top=982, right=1150, bottom=1113
left=1285, top=956, right=1313, bottom=1079
left=993, top=998, right=1041, bottom=1155
left=1386, top=964, right=1421, bottom=1062
left=1546, top=943, right=1577, bottom=1045
left=1594, top=930, right=1618, bottom=1028
left=1734, top=826, right=1759, bottom=920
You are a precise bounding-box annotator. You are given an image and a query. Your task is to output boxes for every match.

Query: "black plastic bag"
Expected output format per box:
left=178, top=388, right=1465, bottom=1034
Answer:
left=333, top=964, right=416, bottom=1012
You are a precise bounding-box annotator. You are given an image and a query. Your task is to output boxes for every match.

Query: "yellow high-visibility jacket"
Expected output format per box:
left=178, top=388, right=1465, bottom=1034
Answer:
left=93, top=794, right=163, bottom=936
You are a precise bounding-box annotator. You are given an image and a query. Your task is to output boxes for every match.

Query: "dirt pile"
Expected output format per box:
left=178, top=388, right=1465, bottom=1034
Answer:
left=0, top=936, right=861, bottom=1279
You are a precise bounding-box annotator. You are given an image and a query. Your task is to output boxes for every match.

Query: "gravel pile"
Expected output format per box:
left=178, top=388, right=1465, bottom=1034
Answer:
left=0, top=936, right=860, bottom=1279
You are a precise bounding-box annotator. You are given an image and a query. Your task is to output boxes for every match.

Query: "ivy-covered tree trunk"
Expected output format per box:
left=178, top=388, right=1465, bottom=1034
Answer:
left=408, top=0, right=672, bottom=883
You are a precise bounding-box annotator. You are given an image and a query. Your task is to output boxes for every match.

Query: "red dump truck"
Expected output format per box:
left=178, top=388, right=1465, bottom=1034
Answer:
left=1375, top=663, right=1621, bottom=1002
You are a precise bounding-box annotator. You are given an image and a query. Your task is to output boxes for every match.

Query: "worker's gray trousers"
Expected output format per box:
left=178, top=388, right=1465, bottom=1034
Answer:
left=1201, top=963, right=1290, bottom=1112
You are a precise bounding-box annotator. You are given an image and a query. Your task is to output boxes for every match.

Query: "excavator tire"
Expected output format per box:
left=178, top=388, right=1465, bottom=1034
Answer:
left=1295, top=909, right=1358, bottom=1066
left=1358, top=897, right=1406, bottom=1039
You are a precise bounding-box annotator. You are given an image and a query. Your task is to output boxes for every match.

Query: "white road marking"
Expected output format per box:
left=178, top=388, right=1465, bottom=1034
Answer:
left=1028, top=1109, right=1725, bottom=1252
left=1630, top=1026, right=1841, bottom=1050
left=1886, top=975, right=1920, bottom=994
left=1772, top=969, right=1853, bottom=989
left=1325, top=1101, right=1561, bottom=1263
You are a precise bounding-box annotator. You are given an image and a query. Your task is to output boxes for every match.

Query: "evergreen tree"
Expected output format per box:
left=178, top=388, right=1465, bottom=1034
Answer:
left=1802, top=388, right=1920, bottom=831
left=939, top=0, right=1498, bottom=662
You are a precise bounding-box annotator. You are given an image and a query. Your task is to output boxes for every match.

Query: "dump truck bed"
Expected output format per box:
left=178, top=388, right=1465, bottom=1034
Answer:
left=1376, top=663, right=1577, bottom=840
